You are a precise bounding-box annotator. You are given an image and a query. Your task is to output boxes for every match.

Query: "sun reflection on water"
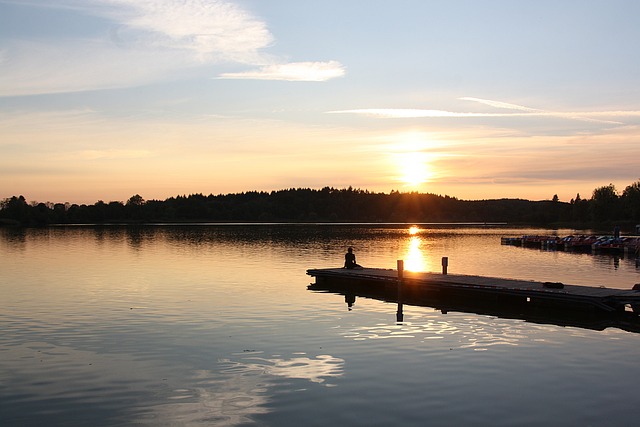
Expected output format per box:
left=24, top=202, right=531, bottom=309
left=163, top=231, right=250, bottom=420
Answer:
left=404, top=226, right=429, bottom=271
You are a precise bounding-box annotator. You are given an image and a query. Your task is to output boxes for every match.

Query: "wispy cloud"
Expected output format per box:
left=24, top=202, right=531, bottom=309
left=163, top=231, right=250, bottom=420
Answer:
left=328, top=109, right=508, bottom=118
left=459, top=97, right=639, bottom=124
left=329, top=98, right=640, bottom=125
left=0, top=0, right=343, bottom=96
left=217, top=61, right=345, bottom=82
left=101, top=0, right=273, bottom=62
left=458, top=97, right=542, bottom=112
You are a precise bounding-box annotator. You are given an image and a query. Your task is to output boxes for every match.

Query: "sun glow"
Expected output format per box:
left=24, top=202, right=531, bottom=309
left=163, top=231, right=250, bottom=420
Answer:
left=392, top=132, right=437, bottom=188
left=399, top=152, right=432, bottom=186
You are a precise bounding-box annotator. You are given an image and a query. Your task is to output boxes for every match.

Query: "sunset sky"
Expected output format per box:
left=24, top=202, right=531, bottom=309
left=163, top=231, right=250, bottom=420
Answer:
left=2, top=0, right=640, bottom=205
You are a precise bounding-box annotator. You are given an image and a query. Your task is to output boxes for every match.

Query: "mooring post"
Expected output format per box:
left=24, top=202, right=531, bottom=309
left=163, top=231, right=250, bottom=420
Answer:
left=442, top=256, right=448, bottom=275
left=396, top=260, right=404, bottom=322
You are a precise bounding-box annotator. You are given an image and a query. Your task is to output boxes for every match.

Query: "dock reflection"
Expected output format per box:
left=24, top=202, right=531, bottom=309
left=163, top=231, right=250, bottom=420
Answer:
left=308, top=277, right=640, bottom=335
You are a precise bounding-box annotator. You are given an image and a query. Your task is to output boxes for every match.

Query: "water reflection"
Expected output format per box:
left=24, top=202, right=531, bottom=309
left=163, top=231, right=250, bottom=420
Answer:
left=403, top=226, right=429, bottom=271
left=3, top=225, right=640, bottom=427
left=0, top=227, right=28, bottom=251
left=221, top=353, right=344, bottom=385
left=140, top=366, right=270, bottom=426
left=309, top=278, right=640, bottom=335
left=404, top=235, right=427, bottom=271
left=148, top=354, right=345, bottom=425
left=342, top=318, right=522, bottom=351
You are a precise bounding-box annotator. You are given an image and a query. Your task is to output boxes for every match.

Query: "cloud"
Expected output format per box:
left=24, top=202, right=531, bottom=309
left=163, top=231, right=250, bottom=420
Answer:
left=0, top=38, right=187, bottom=96
left=328, top=109, right=504, bottom=118
left=329, top=98, right=640, bottom=125
left=459, top=97, right=640, bottom=124
left=101, top=0, right=273, bottom=62
left=458, top=97, right=542, bottom=112
left=217, top=61, right=346, bottom=81
left=0, top=0, right=342, bottom=95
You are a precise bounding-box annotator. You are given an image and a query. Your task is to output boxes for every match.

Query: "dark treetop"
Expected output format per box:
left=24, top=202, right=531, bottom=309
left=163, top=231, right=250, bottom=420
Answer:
left=2, top=181, right=640, bottom=228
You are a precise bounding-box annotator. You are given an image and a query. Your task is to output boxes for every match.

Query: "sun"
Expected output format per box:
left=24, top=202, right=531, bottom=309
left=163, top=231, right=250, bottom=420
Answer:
left=398, top=151, right=433, bottom=187
left=401, top=154, right=429, bottom=186
left=391, top=132, right=437, bottom=188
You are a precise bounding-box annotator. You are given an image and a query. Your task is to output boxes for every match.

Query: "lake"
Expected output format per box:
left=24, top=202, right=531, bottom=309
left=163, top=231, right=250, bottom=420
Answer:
left=1, top=224, right=640, bottom=426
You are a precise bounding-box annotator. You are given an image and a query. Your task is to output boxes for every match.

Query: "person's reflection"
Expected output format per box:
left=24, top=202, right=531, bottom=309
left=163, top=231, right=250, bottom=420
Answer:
left=345, top=293, right=356, bottom=310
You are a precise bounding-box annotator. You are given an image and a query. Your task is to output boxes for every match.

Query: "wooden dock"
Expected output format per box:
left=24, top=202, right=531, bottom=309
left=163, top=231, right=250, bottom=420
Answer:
left=307, top=267, right=640, bottom=313
left=307, top=267, right=640, bottom=333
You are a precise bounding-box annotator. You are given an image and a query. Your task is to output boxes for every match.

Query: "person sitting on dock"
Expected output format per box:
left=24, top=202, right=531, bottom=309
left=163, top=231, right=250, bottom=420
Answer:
left=344, top=247, right=362, bottom=269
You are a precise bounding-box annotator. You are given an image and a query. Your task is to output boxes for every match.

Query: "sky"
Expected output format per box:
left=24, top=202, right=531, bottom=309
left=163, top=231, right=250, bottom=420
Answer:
left=2, top=0, right=640, bottom=205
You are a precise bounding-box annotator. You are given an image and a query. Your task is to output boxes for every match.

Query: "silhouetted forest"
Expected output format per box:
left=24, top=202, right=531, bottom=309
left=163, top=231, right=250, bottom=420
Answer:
left=2, top=181, right=640, bottom=229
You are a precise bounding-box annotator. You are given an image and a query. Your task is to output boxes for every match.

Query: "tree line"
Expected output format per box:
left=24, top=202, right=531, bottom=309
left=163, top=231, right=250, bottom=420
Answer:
left=2, top=181, right=640, bottom=229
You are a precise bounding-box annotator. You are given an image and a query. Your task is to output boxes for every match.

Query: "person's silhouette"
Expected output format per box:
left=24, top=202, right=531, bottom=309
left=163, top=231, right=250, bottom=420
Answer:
left=344, top=247, right=361, bottom=269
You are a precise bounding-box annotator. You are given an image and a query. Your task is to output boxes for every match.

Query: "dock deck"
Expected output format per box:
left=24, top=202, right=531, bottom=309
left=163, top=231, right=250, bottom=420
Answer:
left=307, top=267, right=640, bottom=313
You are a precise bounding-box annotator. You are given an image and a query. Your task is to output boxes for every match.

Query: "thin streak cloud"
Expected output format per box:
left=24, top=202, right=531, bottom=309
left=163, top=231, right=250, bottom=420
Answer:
left=217, top=61, right=346, bottom=81
left=459, top=97, right=542, bottom=112
left=329, top=98, right=640, bottom=125
left=459, top=97, right=638, bottom=123
left=328, top=109, right=493, bottom=118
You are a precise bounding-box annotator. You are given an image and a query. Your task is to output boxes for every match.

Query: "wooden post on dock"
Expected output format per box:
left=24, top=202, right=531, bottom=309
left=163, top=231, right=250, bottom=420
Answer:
left=396, top=260, right=404, bottom=322
left=442, top=256, right=448, bottom=275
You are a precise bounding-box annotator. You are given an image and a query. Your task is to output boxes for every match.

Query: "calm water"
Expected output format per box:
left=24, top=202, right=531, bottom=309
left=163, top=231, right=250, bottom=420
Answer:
left=1, top=224, right=640, bottom=426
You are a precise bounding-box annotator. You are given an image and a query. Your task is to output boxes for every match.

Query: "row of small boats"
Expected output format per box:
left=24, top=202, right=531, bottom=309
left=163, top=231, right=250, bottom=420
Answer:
left=501, top=234, right=640, bottom=254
